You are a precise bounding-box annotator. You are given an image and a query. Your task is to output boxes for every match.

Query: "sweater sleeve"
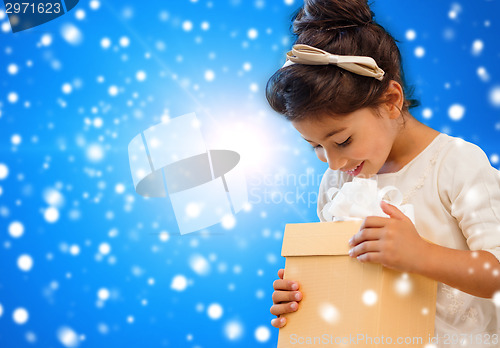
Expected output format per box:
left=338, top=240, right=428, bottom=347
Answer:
left=439, top=138, right=500, bottom=262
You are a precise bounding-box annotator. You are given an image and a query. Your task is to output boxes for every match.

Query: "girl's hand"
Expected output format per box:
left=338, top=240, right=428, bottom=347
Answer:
left=348, top=201, right=430, bottom=273
left=270, top=268, right=302, bottom=328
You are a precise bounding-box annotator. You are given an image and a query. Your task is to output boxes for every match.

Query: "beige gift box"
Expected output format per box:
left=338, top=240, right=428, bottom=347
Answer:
left=277, top=221, right=437, bottom=348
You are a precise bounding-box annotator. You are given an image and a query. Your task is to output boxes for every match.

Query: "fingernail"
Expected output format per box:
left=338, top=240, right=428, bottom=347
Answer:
left=348, top=238, right=353, bottom=246
left=280, top=318, right=286, bottom=324
left=348, top=249, right=353, bottom=256
left=291, top=283, right=298, bottom=291
left=295, top=292, right=301, bottom=300
left=291, top=302, right=298, bottom=310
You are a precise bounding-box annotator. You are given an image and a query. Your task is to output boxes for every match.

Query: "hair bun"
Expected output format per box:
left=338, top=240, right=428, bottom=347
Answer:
left=293, top=0, right=374, bottom=34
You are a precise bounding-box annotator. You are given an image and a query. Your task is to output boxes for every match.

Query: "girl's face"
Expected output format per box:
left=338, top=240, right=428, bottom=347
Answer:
left=292, top=107, right=400, bottom=177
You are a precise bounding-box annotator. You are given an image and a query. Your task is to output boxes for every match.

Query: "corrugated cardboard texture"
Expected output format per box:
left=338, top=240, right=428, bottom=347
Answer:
left=278, top=222, right=437, bottom=348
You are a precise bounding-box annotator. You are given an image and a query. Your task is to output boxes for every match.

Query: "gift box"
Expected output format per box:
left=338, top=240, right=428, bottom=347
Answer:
left=277, top=221, right=437, bottom=348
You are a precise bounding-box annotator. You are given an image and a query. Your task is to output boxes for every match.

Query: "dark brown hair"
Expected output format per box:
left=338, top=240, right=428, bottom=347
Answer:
left=266, top=0, right=418, bottom=121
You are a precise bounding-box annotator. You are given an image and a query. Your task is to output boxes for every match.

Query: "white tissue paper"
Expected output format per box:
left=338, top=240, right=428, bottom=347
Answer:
left=321, top=177, right=415, bottom=224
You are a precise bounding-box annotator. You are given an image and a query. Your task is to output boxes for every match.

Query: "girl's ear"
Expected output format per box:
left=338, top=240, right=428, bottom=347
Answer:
left=382, top=80, right=405, bottom=119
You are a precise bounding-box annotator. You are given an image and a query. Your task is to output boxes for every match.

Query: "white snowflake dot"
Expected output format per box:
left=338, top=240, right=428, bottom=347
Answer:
left=86, top=144, right=104, bottom=162
left=62, top=83, right=72, bottom=94
left=100, top=37, right=111, bottom=49
left=414, top=46, right=425, bottom=58
left=171, top=274, right=188, bottom=291
left=182, top=21, right=193, bottom=32
left=44, top=207, right=60, bottom=223
left=318, top=302, right=340, bottom=324
left=490, top=154, right=499, bottom=165
left=422, top=108, right=433, bottom=119
left=247, top=28, right=258, bottom=40
left=189, top=254, right=210, bottom=276
left=136, top=70, right=146, bottom=82
left=254, top=326, right=270, bottom=342
left=90, top=0, right=100, bottom=10
left=11, top=134, right=21, bottom=145
left=489, top=86, right=500, bottom=107
left=8, top=221, right=24, bottom=238
left=185, top=202, right=201, bottom=218
left=204, top=70, right=215, bottom=82
left=93, top=117, right=103, bottom=128
left=472, top=39, right=484, bottom=56
left=493, top=291, right=500, bottom=307
left=7, top=63, right=18, bottom=75
left=8, top=92, right=18, bottom=103
left=75, top=9, right=86, bottom=20
left=448, top=104, right=465, bottom=121
left=61, top=24, right=83, bottom=45
left=115, top=183, right=125, bottom=194
left=41, top=34, right=52, bottom=46
left=207, top=303, right=223, bottom=320
left=159, top=231, right=170, bottom=242
left=221, top=214, right=236, bottom=230
left=250, top=83, right=258, bottom=93
left=57, top=326, right=79, bottom=348
left=477, top=66, right=490, bottom=82
left=224, top=321, right=243, bottom=340
left=99, top=242, right=111, bottom=255
left=97, top=288, right=110, bottom=301
left=0, top=163, right=8, bottom=180
left=108, top=85, right=119, bottom=96
left=17, top=254, right=33, bottom=271
left=394, top=273, right=412, bottom=296
left=362, top=289, right=378, bottom=306
left=405, top=29, right=416, bottom=41
left=119, top=36, right=130, bottom=47
left=13, top=308, right=29, bottom=324
left=69, top=245, right=80, bottom=256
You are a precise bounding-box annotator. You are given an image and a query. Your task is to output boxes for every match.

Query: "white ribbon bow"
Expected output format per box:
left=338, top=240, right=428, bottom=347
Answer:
left=282, top=44, right=385, bottom=81
left=321, top=177, right=415, bottom=224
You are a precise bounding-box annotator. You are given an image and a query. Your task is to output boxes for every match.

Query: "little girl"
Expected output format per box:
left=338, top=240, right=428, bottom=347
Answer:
left=267, top=1, right=500, bottom=347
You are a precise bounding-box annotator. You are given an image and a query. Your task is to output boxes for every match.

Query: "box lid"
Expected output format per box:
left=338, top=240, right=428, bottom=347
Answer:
left=281, top=221, right=363, bottom=257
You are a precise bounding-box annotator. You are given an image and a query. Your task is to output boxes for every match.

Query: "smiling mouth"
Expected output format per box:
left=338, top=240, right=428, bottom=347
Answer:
left=344, top=161, right=364, bottom=176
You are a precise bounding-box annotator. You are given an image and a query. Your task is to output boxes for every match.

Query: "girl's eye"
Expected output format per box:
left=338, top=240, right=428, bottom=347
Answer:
left=336, top=137, right=352, bottom=147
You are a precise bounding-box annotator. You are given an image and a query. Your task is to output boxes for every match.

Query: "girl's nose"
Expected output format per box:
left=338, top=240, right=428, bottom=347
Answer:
left=325, top=152, right=348, bottom=171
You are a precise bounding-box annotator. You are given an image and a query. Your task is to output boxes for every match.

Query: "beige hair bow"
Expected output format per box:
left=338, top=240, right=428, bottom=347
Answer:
left=282, top=44, right=385, bottom=81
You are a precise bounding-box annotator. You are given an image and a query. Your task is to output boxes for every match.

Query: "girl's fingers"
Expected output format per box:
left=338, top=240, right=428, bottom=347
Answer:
left=271, top=269, right=298, bottom=329
left=359, top=216, right=388, bottom=230
left=272, top=290, right=302, bottom=304
left=273, top=279, right=299, bottom=291
left=271, top=317, right=287, bottom=328
left=270, top=302, right=299, bottom=316
left=349, top=227, right=382, bottom=247
left=350, top=240, right=383, bottom=258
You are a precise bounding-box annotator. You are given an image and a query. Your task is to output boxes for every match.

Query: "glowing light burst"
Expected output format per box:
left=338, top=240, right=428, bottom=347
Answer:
left=318, top=302, right=340, bottom=325
left=207, top=119, right=274, bottom=174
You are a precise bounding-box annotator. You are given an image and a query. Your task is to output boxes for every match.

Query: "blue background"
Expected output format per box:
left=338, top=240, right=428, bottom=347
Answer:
left=0, top=0, right=499, bottom=347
